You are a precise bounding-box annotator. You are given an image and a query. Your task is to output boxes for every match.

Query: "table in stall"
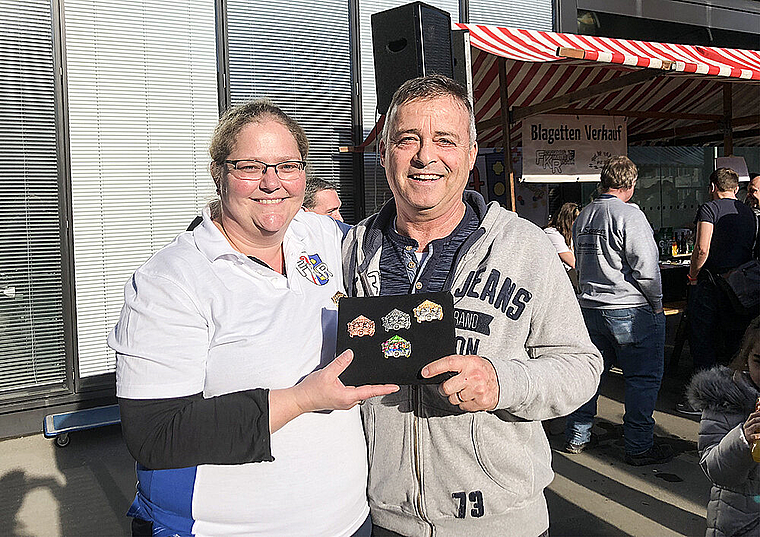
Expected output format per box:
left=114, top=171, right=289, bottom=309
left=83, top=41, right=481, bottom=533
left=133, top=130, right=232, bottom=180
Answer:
left=659, top=258, right=690, bottom=373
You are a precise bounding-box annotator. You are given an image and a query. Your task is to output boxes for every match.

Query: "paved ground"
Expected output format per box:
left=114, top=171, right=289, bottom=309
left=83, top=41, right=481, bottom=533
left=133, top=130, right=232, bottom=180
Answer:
left=0, top=318, right=711, bottom=536
left=546, top=369, right=709, bottom=536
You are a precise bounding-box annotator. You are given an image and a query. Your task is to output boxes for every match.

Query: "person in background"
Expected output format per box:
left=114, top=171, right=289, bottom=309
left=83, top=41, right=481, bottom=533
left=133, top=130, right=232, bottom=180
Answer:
left=303, top=176, right=345, bottom=221
left=564, top=155, right=672, bottom=466
left=544, top=202, right=580, bottom=270
left=746, top=173, right=760, bottom=261
left=108, top=100, right=397, bottom=537
left=687, top=315, right=760, bottom=537
left=745, top=173, right=760, bottom=214
left=544, top=202, right=581, bottom=292
left=343, top=74, right=602, bottom=537
left=682, top=168, right=757, bottom=415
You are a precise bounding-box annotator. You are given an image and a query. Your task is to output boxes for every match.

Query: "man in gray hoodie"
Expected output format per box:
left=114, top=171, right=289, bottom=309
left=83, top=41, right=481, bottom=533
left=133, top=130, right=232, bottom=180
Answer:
left=564, top=156, right=673, bottom=466
left=343, top=74, right=603, bottom=537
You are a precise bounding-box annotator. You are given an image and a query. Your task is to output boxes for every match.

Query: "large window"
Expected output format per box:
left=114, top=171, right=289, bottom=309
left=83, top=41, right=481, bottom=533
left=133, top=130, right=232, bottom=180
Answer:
left=630, top=147, right=712, bottom=231
left=64, top=0, right=219, bottom=379
left=0, top=0, right=68, bottom=396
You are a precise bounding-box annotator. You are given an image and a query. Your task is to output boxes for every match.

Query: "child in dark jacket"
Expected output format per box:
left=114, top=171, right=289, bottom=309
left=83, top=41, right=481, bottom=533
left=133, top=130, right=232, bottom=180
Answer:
left=687, top=316, right=760, bottom=537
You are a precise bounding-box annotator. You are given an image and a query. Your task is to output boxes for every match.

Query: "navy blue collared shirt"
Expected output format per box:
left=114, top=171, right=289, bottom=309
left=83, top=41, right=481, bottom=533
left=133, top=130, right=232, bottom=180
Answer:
left=379, top=204, right=480, bottom=296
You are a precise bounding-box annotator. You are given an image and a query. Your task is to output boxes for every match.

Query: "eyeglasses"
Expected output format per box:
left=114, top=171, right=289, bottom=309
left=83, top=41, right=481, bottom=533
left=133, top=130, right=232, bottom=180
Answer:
left=225, top=159, right=305, bottom=180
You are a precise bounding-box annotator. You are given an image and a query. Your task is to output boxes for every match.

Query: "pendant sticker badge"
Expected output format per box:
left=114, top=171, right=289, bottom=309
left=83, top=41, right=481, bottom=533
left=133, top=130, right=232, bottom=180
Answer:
left=347, top=315, right=375, bottom=338
left=413, top=300, right=443, bottom=323
left=296, top=253, right=332, bottom=286
left=381, top=335, right=412, bottom=359
left=382, top=308, right=411, bottom=332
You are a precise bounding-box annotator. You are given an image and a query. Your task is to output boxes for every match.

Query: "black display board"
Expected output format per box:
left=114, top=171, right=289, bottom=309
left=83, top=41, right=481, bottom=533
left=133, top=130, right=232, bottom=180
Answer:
left=337, top=291, right=456, bottom=386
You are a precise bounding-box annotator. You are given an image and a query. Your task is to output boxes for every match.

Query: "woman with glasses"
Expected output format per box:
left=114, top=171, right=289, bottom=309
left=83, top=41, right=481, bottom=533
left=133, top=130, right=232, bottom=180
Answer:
left=108, top=100, right=397, bottom=537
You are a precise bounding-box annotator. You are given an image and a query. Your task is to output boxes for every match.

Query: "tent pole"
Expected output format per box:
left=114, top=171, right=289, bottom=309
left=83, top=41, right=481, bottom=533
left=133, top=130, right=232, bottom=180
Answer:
left=498, top=57, right=516, bottom=211
left=723, top=83, right=733, bottom=156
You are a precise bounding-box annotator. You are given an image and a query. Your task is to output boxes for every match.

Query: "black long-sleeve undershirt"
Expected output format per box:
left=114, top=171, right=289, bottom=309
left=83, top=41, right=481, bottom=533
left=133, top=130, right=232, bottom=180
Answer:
left=118, top=389, right=273, bottom=470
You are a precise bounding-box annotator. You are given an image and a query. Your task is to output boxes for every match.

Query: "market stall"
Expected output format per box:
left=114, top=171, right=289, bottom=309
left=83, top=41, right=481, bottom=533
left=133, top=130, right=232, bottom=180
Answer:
left=459, top=24, right=759, bottom=202
left=352, top=24, right=760, bottom=208
left=455, top=25, right=760, bottom=368
left=348, top=24, right=759, bottom=364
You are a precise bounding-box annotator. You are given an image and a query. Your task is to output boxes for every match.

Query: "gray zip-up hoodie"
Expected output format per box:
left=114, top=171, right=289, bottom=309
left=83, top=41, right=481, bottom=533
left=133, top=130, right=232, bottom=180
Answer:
left=688, top=366, right=760, bottom=537
left=343, top=193, right=603, bottom=537
left=573, top=194, right=663, bottom=311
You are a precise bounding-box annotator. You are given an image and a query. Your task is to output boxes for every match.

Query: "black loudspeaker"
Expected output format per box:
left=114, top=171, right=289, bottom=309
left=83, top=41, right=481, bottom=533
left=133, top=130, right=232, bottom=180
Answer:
left=371, top=2, right=454, bottom=115
left=451, top=28, right=473, bottom=105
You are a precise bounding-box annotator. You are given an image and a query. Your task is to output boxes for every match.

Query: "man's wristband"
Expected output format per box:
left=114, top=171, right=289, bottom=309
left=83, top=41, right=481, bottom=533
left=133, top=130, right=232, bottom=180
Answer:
left=687, top=273, right=698, bottom=282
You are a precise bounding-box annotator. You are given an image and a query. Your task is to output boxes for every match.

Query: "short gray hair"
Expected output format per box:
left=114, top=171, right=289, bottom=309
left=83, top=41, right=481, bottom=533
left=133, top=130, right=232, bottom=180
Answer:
left=381, top=74, right=476, bottom=148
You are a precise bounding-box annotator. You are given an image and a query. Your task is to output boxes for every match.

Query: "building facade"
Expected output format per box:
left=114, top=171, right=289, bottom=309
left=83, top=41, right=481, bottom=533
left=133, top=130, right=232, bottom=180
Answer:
left=0, top=0, right=757, bottom=436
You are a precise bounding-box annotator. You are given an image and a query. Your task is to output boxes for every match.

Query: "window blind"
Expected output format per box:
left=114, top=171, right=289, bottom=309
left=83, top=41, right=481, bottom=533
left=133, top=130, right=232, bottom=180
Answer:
left=63, top=0, right=219, bottom=377
left=0, top=0, right=67, bottom=394
left=468, top=0, right=552, bottom=30
left=226, top=0, right=355, bottom=220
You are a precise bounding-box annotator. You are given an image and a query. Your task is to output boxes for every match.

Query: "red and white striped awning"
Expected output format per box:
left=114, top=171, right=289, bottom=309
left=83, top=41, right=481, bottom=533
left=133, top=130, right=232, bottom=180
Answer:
left=461, top=24, right=760, bottom=79
left=458, top=24, right=760, bottom=148
left=351, top=25, right=760, bottom=151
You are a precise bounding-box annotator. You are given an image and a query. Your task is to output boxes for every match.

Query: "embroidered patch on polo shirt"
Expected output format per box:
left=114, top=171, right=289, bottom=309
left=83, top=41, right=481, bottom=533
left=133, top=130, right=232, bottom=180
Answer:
left=296, top=253, right=332, bottom=285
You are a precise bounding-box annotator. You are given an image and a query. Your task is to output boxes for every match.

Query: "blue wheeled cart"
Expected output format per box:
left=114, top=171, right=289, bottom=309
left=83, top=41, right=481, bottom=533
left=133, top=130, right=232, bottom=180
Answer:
left=43, top=404, right=121, bottom=447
